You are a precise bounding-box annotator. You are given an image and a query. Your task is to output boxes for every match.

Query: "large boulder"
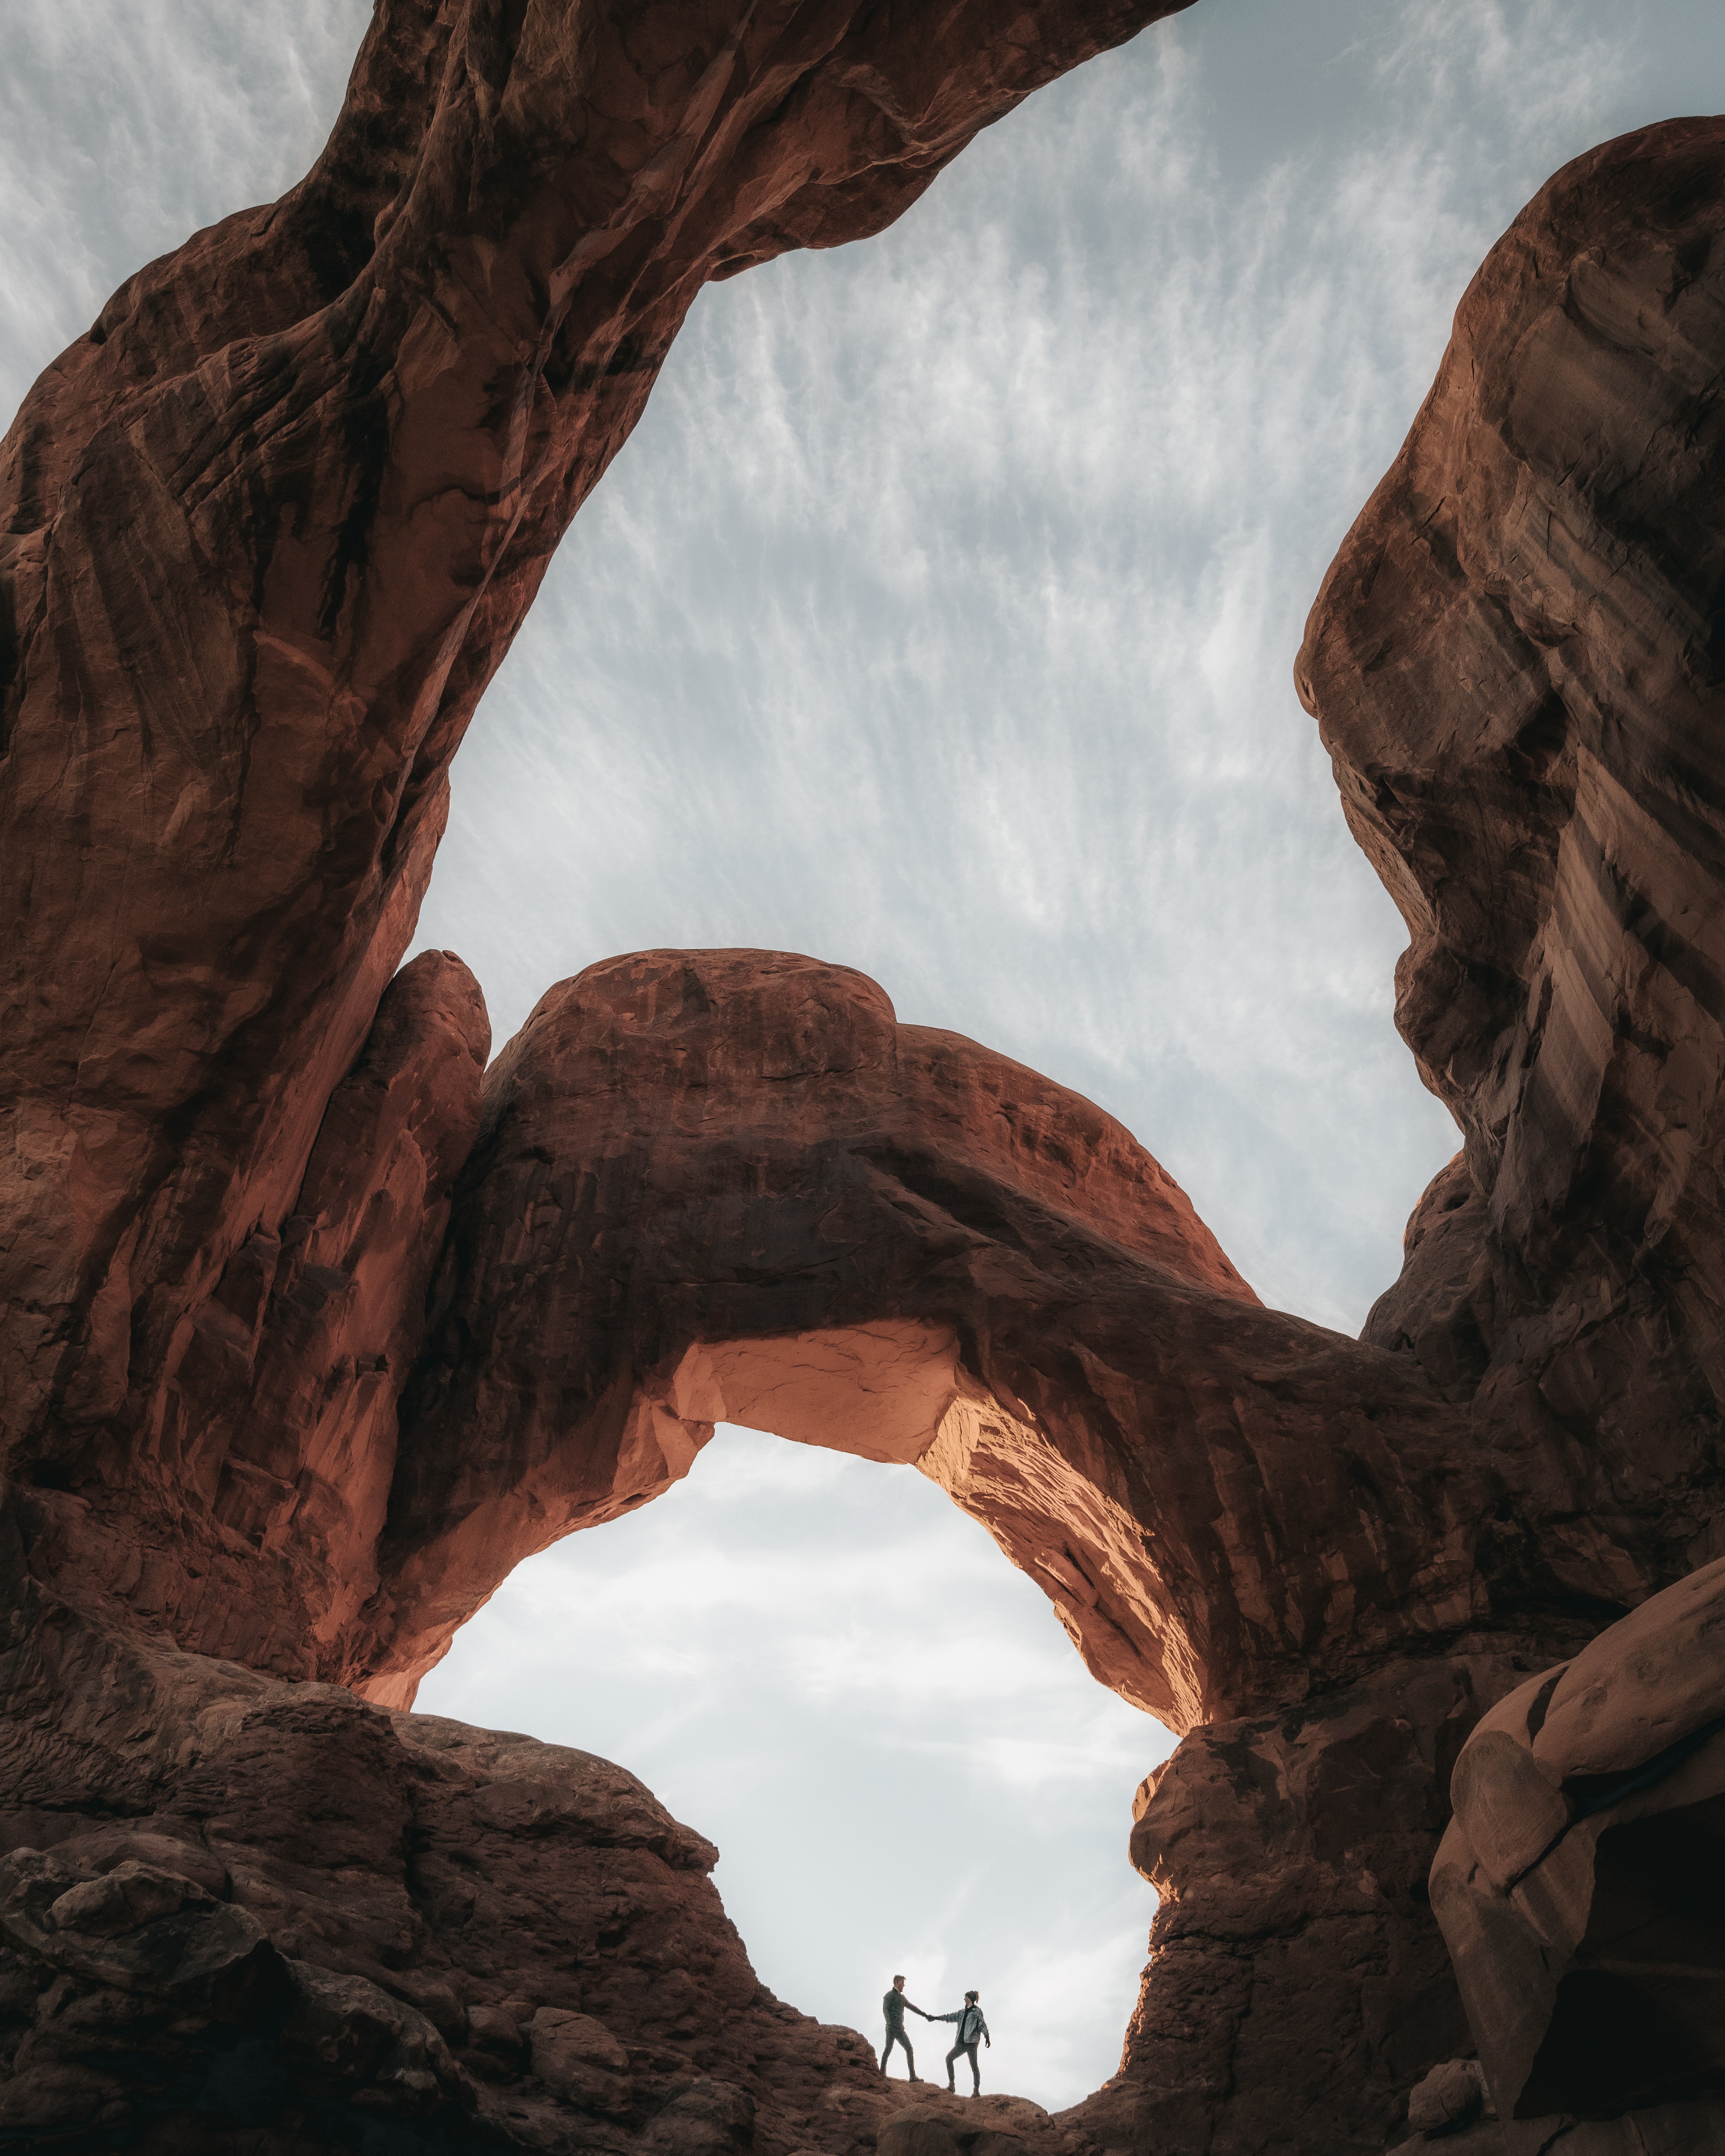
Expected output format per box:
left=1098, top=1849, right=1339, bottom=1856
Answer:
left=1300, top=117, right=1725, bottom=1598
left=1432, top=1558, right=1725, bottom=2141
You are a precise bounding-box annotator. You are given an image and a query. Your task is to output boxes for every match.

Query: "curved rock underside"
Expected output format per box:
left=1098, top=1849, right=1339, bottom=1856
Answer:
left=0, top=0, right=1722, bottom=2140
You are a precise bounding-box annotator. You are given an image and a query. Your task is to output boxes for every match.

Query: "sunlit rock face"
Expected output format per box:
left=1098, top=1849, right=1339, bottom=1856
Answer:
left=1299, top=115, right=1725, bottom=1605
left=1296, top=114, right=1725, bottom=2153
left=0, top=0, right=1723, bottom=2142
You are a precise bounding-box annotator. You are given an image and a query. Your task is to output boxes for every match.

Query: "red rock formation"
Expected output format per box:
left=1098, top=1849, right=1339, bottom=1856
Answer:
left=6, top=929, right=1522, bottom=2153
left=381, top=944, right=1479, bottom=1725
left=0, top=0, right=1194, bottom=1657
left=360, top=946, right=1631, bottom=2153
left=1432, top=1557, right=1725, bottom=2150
left=2, top=12, right=1723, bottom=2151
left=1295, top=113, right=1725, bottom=2150
left=1300, top=116, right=1725, bottom=1602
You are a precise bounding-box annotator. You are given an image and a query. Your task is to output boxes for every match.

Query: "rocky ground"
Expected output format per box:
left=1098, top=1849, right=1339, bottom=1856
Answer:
left=0, top=1558, right=1131, bottom=2156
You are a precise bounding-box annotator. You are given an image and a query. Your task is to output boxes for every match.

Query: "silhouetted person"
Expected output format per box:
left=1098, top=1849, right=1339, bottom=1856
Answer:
left=881, top=1975, right=930, bottom=2078
left=932, top=1991, right=990, bottom=2094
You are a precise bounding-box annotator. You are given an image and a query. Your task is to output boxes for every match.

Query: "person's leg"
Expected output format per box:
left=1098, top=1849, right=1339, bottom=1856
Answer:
left=882, top=2029, right=911, bottom=2074
left=966, top=2041, right=981, bottom=2094
left=945, top=2040, right=962, bottom=2090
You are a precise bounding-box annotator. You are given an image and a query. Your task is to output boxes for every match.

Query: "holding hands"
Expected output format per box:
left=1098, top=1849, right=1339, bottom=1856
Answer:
left=881, top=1980, right=990, bottom=2095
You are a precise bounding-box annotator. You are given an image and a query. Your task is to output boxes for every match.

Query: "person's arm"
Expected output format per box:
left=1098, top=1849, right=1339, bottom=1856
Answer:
left=907, top=2000, right=931, bottom=2019
left=930, top=2010, right=959, bottom=2024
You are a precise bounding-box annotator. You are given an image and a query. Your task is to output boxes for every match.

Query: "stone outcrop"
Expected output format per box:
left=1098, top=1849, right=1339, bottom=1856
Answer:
left=2, top=8, right=1724, bottom=2152
left=1294, top=110, right=1725, bottom=2152
left=1430, top=1557, right=1725, bottom=2151
left=0, top=0, right=1194, bottom=1663
left=0, top=1557, right=910, bottom=2152
left=1300, top=114, right=1725, bottom=1595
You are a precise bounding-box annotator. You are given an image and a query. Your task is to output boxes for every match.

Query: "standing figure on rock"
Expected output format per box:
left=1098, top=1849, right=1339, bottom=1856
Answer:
left=932, top=1990, right=991, bottom=2094
left=880, top=1974, right=931, bottom=2078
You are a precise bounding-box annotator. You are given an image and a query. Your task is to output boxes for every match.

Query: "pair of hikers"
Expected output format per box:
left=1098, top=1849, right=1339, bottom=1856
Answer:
left=880, top=1976, right=991, bottom=2093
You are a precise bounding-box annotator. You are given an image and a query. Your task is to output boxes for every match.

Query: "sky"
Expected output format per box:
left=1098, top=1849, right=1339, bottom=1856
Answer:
left=4, top=0, right=1720, bottom=2115
left=418, top=1426, right=1172, bottom=2106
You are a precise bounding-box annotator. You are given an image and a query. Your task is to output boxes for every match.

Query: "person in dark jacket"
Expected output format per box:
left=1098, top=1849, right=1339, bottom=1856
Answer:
left=931, top=1992, right=990, bottom=2093
left=880, top=1975, right=930, bottom=2078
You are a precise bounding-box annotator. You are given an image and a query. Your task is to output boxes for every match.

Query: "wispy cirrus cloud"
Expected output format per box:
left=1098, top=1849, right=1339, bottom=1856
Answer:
left=0, top=0, right=364, bottom=391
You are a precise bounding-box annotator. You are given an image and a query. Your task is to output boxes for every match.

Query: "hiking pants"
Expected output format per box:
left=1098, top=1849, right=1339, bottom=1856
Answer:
left=881, top=2027, right=915, bottom=2075
left=946, top=2039, right=980, bottom=2091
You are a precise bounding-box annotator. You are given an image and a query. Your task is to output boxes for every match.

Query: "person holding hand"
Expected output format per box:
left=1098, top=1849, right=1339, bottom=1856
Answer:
left=931, top=1990, right=990, bottom=2094
left=880, top=1974, right=931, bottom=2078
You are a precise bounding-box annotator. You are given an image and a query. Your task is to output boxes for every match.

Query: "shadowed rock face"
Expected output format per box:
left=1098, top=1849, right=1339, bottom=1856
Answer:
left=1431, top=1558, right=1725, bottom=2153
left=2, top=15, right=1724, bottom=2154
left=0, top=1559, right=913, bottom=2153
left=372, top=946, right=1486, bottom=1728
left=0, top=0, right=1192, bottom=1640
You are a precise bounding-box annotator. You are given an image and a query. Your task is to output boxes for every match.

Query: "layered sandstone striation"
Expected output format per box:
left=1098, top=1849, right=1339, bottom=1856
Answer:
left=1, top=10, right=1723, bottom=2153
left=1300, top=116, right=1725, bottom=1594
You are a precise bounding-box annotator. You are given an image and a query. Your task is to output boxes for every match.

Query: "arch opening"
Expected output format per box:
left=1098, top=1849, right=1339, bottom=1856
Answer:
left=337, top=943, right=1513, bottom=2148
left=416, top=1420, right=1178, bottom=2112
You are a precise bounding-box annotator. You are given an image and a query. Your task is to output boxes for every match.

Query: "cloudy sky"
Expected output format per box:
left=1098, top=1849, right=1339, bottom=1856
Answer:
left=5, top=0, right=1718, bottom=2112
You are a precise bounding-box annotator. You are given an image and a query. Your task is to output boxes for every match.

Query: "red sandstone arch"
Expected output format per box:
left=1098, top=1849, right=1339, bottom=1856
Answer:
left=368, top=946, right=1488, bottom=1731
